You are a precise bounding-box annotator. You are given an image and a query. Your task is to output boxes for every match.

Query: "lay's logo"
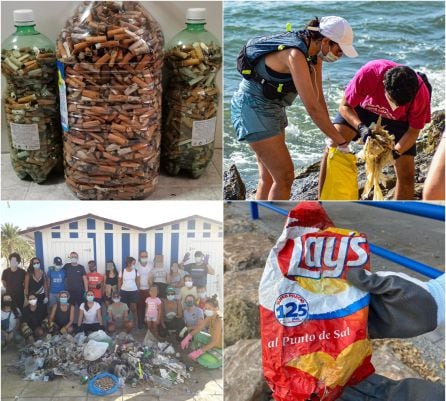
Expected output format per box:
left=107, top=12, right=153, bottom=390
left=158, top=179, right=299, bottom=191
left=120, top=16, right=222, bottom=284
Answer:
left=277, top=229, right=370, bottom=279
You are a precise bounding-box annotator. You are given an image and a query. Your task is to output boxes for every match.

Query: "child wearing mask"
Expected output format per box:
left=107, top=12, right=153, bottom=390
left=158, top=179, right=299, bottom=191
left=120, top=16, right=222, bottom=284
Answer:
left=197, top=287, right=207, bottom=310
left=1, top=294, right=21, bottom=349
left=145, top=285, right=162, bottom=338
left=160, top=286, right=183, bottom=338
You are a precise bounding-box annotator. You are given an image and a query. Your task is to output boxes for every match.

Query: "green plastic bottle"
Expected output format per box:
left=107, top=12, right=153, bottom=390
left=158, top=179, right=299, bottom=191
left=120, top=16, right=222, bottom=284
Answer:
left=1, top=9, right=61, bottom=183
left=162, top=8, right=222, bottom=179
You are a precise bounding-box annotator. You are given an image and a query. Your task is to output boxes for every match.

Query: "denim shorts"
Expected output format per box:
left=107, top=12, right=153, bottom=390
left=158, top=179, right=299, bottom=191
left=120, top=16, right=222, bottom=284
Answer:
left=120, top=290, right=139, bottom=304
left=333, top=106, right=415, bottom=156
left=231, top=80, right=296, bottom=143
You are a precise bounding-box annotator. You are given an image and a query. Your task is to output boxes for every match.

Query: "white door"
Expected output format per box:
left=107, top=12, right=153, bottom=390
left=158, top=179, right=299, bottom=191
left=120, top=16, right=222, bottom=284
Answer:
left=47, top=240, right=94, bottom=269
left=185, top=239, right=223, bottom=302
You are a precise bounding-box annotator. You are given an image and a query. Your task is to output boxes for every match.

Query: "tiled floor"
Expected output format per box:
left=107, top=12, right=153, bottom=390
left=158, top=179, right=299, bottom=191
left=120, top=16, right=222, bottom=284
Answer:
left=1, top=150, right=222, bottom=200
left=1, top=346, right=223, bottom=401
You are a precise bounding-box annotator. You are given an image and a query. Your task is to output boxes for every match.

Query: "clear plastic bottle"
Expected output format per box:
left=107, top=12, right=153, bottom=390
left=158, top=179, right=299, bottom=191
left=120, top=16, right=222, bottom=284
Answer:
left=57, top=1, right=164, bottom=200
left=162, top=8, right=222, bottom=178
left=1, top=9, right=61, bottom=183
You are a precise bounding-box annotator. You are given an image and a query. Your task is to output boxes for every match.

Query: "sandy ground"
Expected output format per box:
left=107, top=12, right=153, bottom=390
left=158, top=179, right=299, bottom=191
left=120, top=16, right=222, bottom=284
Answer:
left=1, top=328, right=223, bottom=401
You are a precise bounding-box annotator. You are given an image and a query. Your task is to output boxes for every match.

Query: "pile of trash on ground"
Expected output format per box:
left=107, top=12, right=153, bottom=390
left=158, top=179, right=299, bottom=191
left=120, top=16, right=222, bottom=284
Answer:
left=13, top=330, right=190, bottom=390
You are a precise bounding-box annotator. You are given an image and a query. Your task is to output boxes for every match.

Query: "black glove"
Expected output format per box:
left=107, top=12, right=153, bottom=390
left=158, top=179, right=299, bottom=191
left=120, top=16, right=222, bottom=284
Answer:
left=358, top=123, right=374, bottom=143
left=339, top=374, right=445, bottom=401
left=346, top=270, right=438, bottom=339
left=392, top=149, right=401, bottom=160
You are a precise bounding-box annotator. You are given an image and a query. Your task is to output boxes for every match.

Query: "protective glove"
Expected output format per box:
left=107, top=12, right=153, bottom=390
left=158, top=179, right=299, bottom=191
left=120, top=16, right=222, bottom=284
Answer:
left=204, top=254, right=210, bottom=265
left=43, top=297, right=48, bottom=304
left=392, top=149, right=401, bottom=160
left=183, top=252, right=190, bottom=263
left=188, top=348, right=204, bottom=360
left=339, top=373, right=445, bottom=401
left=181, top=333, right=193, bottom=350
left=358, top=123, right=374, bottom=143
left=346, top=270, right=442, bottom=338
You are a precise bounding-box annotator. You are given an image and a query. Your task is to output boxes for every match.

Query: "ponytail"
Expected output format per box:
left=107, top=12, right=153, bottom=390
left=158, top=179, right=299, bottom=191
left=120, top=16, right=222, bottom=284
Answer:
left=305, top=17, right=324, bottom=40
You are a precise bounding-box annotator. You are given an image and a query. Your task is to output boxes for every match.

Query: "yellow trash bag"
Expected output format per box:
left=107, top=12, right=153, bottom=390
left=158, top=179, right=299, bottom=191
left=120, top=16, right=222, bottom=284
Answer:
left=320, top=147, right=358, bottom=200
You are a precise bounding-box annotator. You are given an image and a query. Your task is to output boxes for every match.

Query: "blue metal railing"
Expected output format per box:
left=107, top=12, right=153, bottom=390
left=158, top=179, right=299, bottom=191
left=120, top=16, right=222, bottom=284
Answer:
left=249, top=201, right=444, bottom=279
left=356, top=201, right=445, bottom=221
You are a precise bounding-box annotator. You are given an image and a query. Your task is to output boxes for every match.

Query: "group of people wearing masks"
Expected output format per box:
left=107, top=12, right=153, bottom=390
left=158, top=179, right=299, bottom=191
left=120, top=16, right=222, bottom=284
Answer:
left=1, top=250, right=222, bottom=366
left=231, top=16, right=435, bottom=200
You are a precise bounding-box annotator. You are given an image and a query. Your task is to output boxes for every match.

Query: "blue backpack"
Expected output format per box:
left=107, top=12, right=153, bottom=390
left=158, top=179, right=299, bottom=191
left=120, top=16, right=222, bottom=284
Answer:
left=236, top=30, right=315, bottom=99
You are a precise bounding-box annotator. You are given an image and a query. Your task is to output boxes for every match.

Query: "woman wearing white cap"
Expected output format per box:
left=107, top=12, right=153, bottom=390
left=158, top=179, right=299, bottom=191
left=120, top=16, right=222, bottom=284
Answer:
left=231, top=16, right=357, bottom=200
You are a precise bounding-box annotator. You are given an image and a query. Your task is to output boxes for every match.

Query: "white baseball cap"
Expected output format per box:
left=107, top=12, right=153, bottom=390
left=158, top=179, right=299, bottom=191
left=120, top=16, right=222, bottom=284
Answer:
left=309, top=16, right=358, bottom=58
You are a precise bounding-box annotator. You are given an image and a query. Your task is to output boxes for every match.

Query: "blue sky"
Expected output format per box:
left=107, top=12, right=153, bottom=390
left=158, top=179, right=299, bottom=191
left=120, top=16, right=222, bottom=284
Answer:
left=0, top=201, right=223, bottom=230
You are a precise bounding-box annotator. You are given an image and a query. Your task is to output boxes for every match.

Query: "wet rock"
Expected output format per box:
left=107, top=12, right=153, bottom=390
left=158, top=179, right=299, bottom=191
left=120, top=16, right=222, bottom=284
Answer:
left=291, top=110, right=445, bottom=200
left=224, top=164, right=246, bottom=200
left=224, top=295, right=260, bottom=347
left=224, top=340, right=270, bottom=401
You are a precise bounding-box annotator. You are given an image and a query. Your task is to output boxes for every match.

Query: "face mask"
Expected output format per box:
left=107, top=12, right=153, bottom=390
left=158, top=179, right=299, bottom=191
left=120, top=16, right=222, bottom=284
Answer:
left=86, top=295, right=94, bottom=302
left=318, top=43, right=340, bottom=63
left=70, top=258, right=78, bottom=264
left=29, top=299, right=38, bottom=306
left=167, top=295, right=176, bottom=301
left=185, top=281, right=193, bottom=288
left=60, top=297, right=68, bottom=304
left=129, top=264, right=134, bottom=270
left=195, top=257, right=204, bottom=264
left=185, top=300, right=194, bottom=307
left=385, top=92, right=399, bottom=111
left=33, top=263, right=40, bottom=269
left=140, top=258, right=148, bottom=264
left=204, top=309, right=214, bottom=317
left=112, top=298, right=120, bottom=303
left=199, top=292, right=207, bottom=299
left=10, top=258, right=18, bottom=269
left=55, top=265, right=63, bottom=271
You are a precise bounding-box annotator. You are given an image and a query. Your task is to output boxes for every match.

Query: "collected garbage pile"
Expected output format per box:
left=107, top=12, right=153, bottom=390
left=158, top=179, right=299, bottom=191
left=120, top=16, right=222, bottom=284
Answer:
left=15, top=330, right=190, bottom=391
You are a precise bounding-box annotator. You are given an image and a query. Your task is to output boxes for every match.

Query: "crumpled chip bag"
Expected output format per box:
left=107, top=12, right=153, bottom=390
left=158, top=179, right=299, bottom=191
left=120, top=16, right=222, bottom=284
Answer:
left=259, top=202, right=374, bottom=401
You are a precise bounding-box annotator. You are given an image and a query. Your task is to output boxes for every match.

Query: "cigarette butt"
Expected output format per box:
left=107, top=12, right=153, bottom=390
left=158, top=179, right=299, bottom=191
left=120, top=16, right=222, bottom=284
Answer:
left=118, top=51, right=135, bottom=66
left=82, top=89, right=100, bottom=99
left=111, top=123, right=127, bottom=133
left=57, top=40, right=68, bottom=59
left=73, top=42, right=90, bottom=53
left=96, top=41, right=120, bottom=49
left=70, top=136, right=86, bottom=145
left=132, top=75, right=147, bottom=88
left=135, top=54, right=151, bottom=71
left=108, top=133, right=128, bottom=146
left=103, top=152, right=121, bottom=162
left=66, top=77, right=86, bottom=89
left=82, top=120, right=101, bottom=128
left=182, top=59, right=201, bottom=67
left=107, top=27, right=126, bottom=36
left=85, top=36, right=107, bottom=43
left=109, top=50, right=118, bottom=67
left=17, top=94, right=37, bottom=104
left=94, top=53, right=111, bottom=67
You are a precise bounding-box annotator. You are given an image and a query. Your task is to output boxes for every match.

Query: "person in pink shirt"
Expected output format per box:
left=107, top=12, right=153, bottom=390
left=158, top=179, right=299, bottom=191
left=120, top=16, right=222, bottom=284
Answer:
left=319, top=59, right=431, bottom=199
left=145, top=285, right=162, bottom=339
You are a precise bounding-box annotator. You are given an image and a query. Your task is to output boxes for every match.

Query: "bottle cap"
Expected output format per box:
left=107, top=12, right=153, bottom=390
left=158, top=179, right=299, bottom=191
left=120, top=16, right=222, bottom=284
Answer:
left=14, top=9, right=35, bottom=26
left=186, top=8, right=206, bottom=23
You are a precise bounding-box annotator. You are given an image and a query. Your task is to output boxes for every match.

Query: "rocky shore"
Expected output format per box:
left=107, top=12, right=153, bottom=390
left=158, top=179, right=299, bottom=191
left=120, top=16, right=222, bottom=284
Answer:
left=224, top=110, right=445, bottom=200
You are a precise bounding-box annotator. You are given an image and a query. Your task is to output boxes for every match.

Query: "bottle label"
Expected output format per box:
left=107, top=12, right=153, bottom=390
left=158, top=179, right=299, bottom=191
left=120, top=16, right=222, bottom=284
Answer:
left=10, top=123, right=40, bottom=150
left=57, top=61, right=69, bottom=132
left=191, top=117, right=216, bottom=147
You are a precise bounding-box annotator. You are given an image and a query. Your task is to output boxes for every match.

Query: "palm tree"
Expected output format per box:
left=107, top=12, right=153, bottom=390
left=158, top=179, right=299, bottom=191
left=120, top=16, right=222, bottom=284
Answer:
left=1, top=223, right=34, bottom=267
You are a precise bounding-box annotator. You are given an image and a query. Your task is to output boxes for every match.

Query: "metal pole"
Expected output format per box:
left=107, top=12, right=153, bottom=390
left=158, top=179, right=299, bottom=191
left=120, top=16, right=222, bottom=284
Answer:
left=357, top=201, right=445, bottom=221
left=250, top=202, right=259, bottom=220
left=369, top=243, right=443, bottom=279
left=256, top=201, right=289, bottom=216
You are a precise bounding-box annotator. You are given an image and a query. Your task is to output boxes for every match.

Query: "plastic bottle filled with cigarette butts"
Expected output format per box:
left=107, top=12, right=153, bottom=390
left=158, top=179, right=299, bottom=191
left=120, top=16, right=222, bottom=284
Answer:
left=56, top=1, right=164, bottom=200
left=162, top=8, right=222, bottom=178
left=1, top=9, right=62, bottom=183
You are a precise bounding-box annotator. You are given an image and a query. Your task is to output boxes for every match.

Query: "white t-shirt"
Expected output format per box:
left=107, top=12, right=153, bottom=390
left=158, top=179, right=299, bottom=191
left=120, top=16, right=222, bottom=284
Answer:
left=136, top=262, right=153, bottom=290
left=1, top=309, right=19, bottom=332
left=119, top=268, right=139, bottom=291
left=80, top=302, right=101, bottom=324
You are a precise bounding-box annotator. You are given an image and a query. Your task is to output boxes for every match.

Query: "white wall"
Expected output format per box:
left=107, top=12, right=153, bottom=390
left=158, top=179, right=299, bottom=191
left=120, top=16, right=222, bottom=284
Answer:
left=1, top=1, right=223, bottom=152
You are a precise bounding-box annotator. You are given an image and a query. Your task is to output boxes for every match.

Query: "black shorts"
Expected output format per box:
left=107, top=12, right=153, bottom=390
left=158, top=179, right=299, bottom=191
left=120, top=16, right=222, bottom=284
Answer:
left=333, top=106, right=416, bottom=156
left=120, top=290, right=139, bottom=305
left=68, top=290, right=84, bottom=306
